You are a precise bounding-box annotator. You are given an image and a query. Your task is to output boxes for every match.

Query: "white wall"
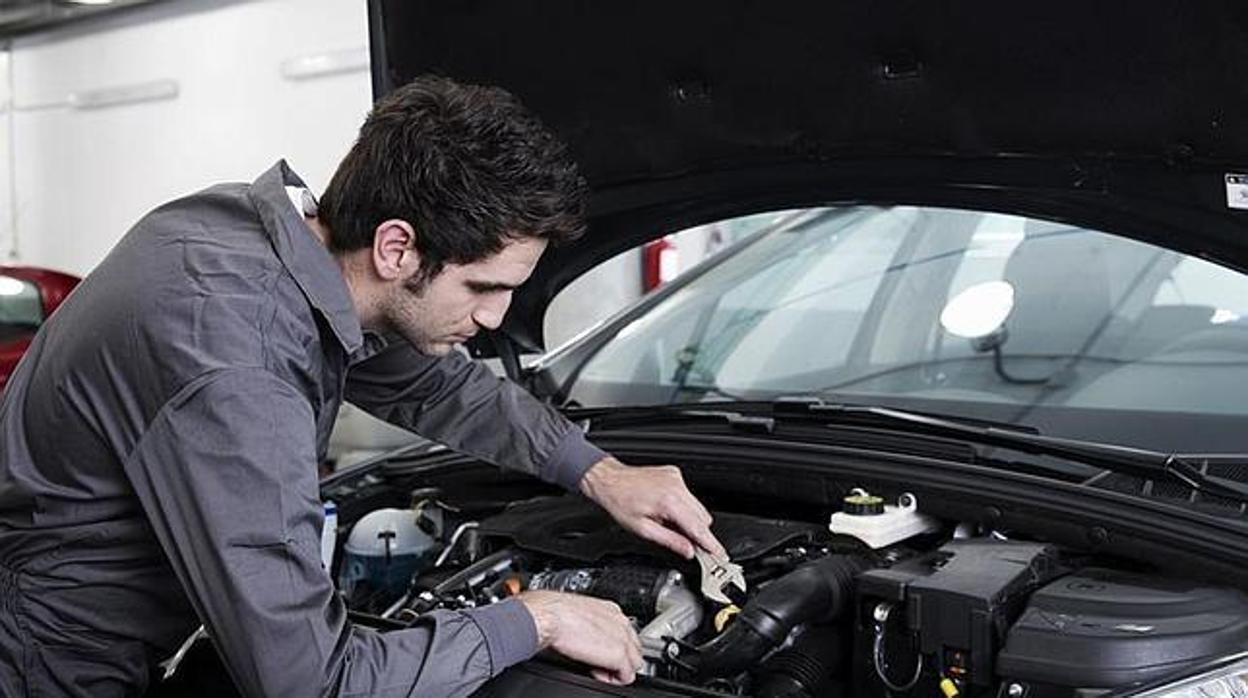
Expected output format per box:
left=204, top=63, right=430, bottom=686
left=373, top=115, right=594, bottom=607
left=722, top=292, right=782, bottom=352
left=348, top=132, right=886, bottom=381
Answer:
left=2, top=0, right=643, bottom=351
left=7, top=0, right=372, bottom=275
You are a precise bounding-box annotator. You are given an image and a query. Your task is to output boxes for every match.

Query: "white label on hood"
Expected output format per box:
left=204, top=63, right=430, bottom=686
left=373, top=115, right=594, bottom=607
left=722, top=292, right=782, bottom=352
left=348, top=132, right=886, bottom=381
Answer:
left=1227, top=174, right=1248, bottom=210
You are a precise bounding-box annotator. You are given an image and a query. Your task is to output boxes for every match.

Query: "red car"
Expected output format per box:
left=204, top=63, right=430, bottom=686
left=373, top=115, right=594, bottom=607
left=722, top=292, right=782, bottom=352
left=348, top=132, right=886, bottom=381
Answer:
left=0, top=266, right=80, bottom=392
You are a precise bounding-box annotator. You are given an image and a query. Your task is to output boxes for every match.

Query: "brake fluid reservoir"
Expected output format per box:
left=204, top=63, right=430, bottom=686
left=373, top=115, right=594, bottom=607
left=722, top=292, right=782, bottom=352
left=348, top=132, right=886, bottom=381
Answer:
left=829, top=490, right=940, bottom=548
left=338, top=508, right=438, bottom=601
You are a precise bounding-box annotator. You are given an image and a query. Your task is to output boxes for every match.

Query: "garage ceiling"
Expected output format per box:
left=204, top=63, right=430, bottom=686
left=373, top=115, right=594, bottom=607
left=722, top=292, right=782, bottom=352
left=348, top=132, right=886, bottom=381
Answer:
left=0, top=0, right=165, bottom=38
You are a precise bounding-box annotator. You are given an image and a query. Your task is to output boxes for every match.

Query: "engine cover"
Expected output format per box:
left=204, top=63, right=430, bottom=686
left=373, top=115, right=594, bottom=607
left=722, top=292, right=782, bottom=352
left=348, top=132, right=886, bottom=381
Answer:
left=478, top=495, right=832, bottom=562
left=998, top=568, right=1248, bottom=690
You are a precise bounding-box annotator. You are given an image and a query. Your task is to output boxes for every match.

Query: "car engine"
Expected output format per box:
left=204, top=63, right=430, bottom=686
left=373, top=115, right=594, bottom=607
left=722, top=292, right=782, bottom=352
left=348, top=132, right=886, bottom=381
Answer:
left=329, top=481, right=1248, bottom=697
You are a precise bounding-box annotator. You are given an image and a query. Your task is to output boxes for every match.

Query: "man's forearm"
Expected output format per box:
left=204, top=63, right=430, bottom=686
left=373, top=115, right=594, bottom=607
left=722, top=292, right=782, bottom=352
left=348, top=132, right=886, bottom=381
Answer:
left=345, top=342, right=606, bottom=489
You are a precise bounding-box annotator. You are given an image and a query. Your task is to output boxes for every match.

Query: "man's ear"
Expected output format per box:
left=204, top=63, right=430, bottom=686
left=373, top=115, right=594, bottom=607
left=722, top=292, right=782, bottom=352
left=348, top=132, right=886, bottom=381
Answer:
left=371, top=219, right=420, bottom=281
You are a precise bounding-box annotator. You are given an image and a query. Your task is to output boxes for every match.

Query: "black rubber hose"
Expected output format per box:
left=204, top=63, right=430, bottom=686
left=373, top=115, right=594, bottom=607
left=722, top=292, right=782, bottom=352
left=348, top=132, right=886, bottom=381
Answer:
left=688, top=554, right=865, bottom=678
left=755, top=625, right=845, bottom=698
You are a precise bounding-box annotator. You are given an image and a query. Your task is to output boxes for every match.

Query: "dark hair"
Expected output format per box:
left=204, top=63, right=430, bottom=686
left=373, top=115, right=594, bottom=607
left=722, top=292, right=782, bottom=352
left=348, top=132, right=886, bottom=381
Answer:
left=319, top=75, right=588, bottom=281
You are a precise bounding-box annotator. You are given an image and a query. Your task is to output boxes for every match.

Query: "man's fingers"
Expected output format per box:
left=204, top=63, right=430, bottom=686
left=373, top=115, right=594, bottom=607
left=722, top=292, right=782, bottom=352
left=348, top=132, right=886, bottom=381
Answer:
left=522, top=591, right=644, bottom=685
left=661, top=497, right=727, bottom=558
left=685, top=490, right=714, bottom=527
left=621, top=643, right=642, bottom=681
left=636, top=519, right=696, bottom=559
left=623, top=627, right=643, bottom=671
left=591, top=668, right=626, bottom=685
left=652, top=477, right=724, bottom=557
left=656, top=466, right=712, bottom=524
left=585, top=457, right=729, bottom=558
left=588, top=599, right=643, bottom=682
left=600, top=624, right=638, bottom=684
left=598, top=666, right=637, bottom=685
left=603, top=647, right=635, bottom=684
left=637, top=497, right=726, bottom=559
left=675, top=499, right=726, bottom=557
left=690, top=525, right=727, bottom=559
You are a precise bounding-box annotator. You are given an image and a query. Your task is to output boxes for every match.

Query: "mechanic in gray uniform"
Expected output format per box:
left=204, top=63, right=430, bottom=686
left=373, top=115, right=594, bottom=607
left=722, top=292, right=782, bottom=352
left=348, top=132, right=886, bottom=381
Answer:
left=0, top=76, right=726, bottom=697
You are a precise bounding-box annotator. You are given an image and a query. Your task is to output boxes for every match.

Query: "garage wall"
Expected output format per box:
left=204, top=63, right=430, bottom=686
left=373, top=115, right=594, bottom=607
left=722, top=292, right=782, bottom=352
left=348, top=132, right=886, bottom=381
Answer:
left=6, top=0, right=371, bottom=276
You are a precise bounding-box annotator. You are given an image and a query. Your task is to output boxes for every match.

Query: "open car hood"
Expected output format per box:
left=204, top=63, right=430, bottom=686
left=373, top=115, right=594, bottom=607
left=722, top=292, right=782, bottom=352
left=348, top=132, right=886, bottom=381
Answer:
left=368, top=0, right=1248, bottom=355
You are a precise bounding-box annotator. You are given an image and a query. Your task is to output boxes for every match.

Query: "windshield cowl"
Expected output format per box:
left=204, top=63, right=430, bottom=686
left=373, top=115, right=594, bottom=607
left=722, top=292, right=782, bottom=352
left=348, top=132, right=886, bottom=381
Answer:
left=571, top=398, right=1248, bottom=510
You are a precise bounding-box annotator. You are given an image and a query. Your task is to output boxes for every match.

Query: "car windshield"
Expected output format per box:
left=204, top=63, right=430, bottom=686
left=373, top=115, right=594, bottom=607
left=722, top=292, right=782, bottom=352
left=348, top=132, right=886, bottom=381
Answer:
left=564, top=206, right=1248, bottom=454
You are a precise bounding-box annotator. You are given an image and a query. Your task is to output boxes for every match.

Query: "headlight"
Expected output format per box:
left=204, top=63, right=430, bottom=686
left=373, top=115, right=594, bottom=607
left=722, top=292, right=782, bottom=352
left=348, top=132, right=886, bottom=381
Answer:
left=1131, top=655, right=1248, bottom=698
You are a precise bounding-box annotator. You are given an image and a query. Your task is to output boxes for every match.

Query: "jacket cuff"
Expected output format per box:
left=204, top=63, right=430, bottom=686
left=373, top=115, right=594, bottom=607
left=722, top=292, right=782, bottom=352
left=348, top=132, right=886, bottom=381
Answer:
left=546, top=428, right=609, bottom=490
left=461, top=597, right=539, bottom=676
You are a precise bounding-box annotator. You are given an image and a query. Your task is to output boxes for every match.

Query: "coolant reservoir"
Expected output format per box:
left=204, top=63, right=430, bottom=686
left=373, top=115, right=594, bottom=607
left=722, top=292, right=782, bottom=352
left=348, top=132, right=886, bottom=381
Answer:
left=829, top=490, right=940, bottom=548
left=338, top=508, right=438, bottom=601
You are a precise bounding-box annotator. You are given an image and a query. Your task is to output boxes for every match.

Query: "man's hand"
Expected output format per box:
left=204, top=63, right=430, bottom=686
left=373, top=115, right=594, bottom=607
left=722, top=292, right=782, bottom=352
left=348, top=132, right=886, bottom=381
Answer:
left=517, top=590, right=644, bottom=685
left=579, top=457, right=727, bottom=560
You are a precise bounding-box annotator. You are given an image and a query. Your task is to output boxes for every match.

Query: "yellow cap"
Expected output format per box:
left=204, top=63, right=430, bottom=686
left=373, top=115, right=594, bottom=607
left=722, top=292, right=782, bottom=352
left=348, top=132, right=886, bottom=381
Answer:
left=713, top=604, right=741, bottom=632
left=502, top=577, right=523, bottom=597
left=940, top=677, right=960, bottom=698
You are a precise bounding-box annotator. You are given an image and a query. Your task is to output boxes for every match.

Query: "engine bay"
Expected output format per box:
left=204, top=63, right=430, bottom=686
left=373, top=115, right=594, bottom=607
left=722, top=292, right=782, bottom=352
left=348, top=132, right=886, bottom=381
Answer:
left=326, top=465, right=1248, bottom=697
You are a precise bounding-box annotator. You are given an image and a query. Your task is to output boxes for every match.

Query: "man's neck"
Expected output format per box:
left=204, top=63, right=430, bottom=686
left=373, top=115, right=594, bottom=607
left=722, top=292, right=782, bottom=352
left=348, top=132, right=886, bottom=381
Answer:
left=307, top=217, right=380, bottom=330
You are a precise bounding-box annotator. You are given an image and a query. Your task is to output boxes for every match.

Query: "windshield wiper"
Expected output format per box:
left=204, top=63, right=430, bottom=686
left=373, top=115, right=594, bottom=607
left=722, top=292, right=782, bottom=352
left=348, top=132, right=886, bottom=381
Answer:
left=771, top=397, right=1248, bottom=503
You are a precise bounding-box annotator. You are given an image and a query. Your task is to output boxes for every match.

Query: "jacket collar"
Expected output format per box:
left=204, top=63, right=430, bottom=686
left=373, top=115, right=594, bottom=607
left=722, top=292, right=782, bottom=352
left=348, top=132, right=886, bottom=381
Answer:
left=248, top=160, right=364, bottom=354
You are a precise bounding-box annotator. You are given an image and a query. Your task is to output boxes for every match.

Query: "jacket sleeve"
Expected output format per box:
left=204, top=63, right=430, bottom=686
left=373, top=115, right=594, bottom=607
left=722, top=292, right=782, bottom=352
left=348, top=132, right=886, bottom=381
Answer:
left=344, top=340, right=607, bottom=490
left=121, top=368, right=538, bottom=697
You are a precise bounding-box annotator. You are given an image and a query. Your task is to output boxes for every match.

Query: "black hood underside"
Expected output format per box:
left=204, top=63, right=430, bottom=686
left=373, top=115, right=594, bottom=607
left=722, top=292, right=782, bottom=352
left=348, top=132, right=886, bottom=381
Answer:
left=369, top=1, right=1248, bottom=354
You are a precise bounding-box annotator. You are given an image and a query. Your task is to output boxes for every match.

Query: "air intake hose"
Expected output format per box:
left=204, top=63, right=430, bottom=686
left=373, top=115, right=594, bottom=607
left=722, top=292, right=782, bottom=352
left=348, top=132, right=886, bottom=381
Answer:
left=689, top=554, right=865, bottom=678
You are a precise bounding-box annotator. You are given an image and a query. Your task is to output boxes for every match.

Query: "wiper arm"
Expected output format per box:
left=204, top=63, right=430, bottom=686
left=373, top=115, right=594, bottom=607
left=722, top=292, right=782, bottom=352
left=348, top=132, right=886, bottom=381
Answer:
left=776, top=398, right=1248, bottom=503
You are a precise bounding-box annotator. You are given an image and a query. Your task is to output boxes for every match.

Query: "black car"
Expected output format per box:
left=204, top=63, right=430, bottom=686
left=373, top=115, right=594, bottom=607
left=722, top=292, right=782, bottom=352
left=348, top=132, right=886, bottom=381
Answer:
left=158, top=1, right=1248, bottom=696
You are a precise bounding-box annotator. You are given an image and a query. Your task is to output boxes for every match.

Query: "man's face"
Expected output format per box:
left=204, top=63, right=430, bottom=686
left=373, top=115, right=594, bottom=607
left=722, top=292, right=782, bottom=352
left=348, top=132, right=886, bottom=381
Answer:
left=381, top=235, right=548, bottom=355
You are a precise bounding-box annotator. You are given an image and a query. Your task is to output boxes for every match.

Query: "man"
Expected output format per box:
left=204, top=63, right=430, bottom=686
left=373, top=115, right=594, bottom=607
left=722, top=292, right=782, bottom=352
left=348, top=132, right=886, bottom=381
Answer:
left=0, top=76, right=725, bottom=697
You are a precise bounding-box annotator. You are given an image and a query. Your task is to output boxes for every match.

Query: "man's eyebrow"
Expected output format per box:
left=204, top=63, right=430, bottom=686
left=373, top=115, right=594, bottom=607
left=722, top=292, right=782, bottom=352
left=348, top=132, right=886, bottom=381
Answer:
left=465, top=280, right=520, bottom=292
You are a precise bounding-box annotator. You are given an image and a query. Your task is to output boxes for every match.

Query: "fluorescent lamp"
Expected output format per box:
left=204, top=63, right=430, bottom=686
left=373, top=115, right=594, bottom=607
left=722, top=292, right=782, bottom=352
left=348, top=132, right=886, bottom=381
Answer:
left=68, top=80, right=178, bottom=110
left=280, top=48, right=369, bottom=81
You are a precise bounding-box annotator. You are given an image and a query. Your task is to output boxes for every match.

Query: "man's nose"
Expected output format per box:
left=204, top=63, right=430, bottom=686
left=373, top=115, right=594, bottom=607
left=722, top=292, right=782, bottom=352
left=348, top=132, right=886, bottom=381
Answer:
left=472, top=291, right=512, bottom=330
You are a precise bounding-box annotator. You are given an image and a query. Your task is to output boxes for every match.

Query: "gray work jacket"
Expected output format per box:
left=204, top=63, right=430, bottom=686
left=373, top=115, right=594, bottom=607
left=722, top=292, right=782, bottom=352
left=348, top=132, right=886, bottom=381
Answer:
left=0, top=161, right=607, bottom=697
